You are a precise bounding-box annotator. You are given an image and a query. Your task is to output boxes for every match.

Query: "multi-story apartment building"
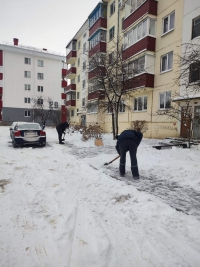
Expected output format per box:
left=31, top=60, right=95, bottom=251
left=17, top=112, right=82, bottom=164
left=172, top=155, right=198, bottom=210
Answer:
left=0, top=38, right=65, bottom=124
left=63, top=0, right=200, bottom=138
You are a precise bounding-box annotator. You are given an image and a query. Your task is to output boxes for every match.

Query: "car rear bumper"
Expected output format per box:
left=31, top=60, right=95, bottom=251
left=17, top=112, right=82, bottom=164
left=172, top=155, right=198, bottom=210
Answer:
left=14, top=137, right=46, bottom=145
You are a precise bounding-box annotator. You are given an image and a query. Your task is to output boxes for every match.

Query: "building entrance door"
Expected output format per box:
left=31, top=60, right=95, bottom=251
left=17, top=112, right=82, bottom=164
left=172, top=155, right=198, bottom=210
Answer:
left=82, top=115, right=86, bottom=126
left=193, top=106, right=200, bottom=138
left=180, top=107, right=191, bottom=138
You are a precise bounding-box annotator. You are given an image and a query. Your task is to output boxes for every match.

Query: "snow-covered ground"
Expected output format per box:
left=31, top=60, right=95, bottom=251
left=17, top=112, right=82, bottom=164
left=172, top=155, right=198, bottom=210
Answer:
left=0, top=126, right=200, bottom=267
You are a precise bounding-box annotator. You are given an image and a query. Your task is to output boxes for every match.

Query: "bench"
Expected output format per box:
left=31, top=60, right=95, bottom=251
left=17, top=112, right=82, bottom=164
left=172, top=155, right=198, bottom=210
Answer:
left=152, top=142, right=188, bottom=150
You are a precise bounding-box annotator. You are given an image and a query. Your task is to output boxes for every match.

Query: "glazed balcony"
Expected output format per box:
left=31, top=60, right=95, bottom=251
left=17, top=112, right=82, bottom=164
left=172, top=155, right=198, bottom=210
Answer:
left=61, top=80, right=67, bottom=88
left=66, top=51, right=77, bottom=65
left=89, top=2, right=107, bottom=36
left=65, top=83, right=76, bottom=92
left=65, top=100, right=76, bottom=107
left=89, top=18, right=107, bottom=37
left=123, top=0, right=157, bottom=30
left=62, top=68, right=67, bottom=77
left=88, top=66, right=106, bottom=79
left=66, top=67, right=76, bottom=80
left=122, top=36, right=156, bottom=61
left=89, top=42, right=106, bottom=57
left=61, top=93, right=66, bottom=100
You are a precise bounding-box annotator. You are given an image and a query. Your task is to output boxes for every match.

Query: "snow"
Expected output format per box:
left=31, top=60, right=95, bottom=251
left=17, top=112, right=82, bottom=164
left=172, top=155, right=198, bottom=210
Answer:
left=0, top=126, right=200, bottom=267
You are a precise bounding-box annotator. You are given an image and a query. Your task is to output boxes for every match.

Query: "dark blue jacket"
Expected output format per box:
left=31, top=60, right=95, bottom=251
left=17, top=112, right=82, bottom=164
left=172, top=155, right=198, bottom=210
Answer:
left=56, top=122, right=69, bottom=133
left=115, top=130, right=143, bottom=155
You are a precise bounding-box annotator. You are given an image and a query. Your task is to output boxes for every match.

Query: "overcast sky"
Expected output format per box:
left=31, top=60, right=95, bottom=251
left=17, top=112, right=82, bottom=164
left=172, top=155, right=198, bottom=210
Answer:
left=0, top=0, right=101, bottom=55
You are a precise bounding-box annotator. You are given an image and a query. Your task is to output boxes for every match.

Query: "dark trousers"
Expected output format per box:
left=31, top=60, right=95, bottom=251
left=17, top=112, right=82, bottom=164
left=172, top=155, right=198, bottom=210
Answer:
left=119, top=138, right=139, bottom=178
left=56, top=127, right=62, bottom=143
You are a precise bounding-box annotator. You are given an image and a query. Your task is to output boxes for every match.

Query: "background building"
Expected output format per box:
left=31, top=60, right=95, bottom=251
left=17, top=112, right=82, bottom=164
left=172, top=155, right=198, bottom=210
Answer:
left=0, top=38, right=65, bottom=125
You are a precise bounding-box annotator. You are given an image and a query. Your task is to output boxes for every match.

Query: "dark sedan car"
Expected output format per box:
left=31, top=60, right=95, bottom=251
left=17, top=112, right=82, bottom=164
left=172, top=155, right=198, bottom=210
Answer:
left=11, top=122, right=46, bottom=148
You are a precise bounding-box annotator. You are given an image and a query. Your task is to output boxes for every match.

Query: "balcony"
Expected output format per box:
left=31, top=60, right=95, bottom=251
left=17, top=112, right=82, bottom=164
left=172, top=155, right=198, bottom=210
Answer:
left=65, top=83, right=76, bottom=92
left=88, top=90, right=105, bottom=101
left=89, top=42, right=106, bottom=57
left=122, top=36, right=156, bottom=61
left=88, top=66, right=106, bottom=79
left=0, top=87, right=2, bottom=95
left=62, top=68, right=67, bottom=77
left=65, top=100, right=76, bottom=107
left=89, top=17, right=107, bottom=37
left=61, top=93, right=66, bottom=100
left=66, top=50, right=77, bottom=65
left=66, top=67, right=76, bottom=79
left=61, top=80, right=67, bottom=88
left=123, top=0, right=157, bottom=30
left=123, top=73, right=154, bottom=90
left=0, top=100, right=2, bottom=109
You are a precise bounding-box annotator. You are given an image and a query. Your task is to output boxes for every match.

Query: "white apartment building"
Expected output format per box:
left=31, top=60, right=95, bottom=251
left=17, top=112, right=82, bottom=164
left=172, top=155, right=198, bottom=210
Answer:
left=0, top=38, right=65, bottom=125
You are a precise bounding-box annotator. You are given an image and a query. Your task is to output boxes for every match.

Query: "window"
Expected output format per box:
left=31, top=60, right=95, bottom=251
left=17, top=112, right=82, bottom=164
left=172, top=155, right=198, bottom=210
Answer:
left=83, top=43, right=86, bottom=53
left=109, top=26, right=115, bottom=40
left=25, top=84, right=31, bottom=90
left=124, top=18, right=155, bottom=49
left=125, top=0, right=146, bottom=18
left=24, top=71, right=31, bottom=78
left=121, top=17, right=124, bottom=31
left=49, top=101, right=53, bottom=108
left=89, top=30, right=106, bottom=50
left=83, top=61, right=86, bottom=71
left=71, top=110, right=74, bottom=117
left=159, top=91, right=171, bottom=109
left=66, top=92, right=76, bottom=101
left=24, top=97, right=31, bottom=104
left=24, top=110, right=30, bottom=117
left=189, top=62, right=200, bottom=83
left=161, top=51, right=173, bottom=72
left=24, top=58, right=31, bottom=64
left=38, top=86, right=43, bottom=92
left=78, top=75, right=80, bottom=82
left=83, top=32, right=87, bottom=39
left=128, top=56, right=145, bottom=75
left=37, top=98, right=43, bottom=105
left=82, top=97, right=85, bottom=106
left=119, top=100, right=125, bottom=112
left=82, top=80, right=86, bottom=89
left=54, top=102, right=58, bottom=108
left=163, top=12, right=175, bottom=34
left=77, top=92, right=80, bottom=99
left=87, top=102, right=98, bottom=113
left=38, top=60, right=44, bottom=67
left=192, top=16, right=200, bottom=39
left=109, top=52, right=114, bottom=64
left=77, top=108, right=79, bottom=114
left=38, top=73, right=44, bottom=80
left=110, top=1, right=115, bottom=16
left=78, top=41, right=81, bottom=50
left=134, top=96, right=147, bottom=111
left=78, top=58, right=80, bottom=67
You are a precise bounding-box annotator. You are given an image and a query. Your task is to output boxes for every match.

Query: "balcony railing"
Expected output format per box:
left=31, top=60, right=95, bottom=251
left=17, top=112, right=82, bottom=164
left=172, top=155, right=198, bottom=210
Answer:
left=0, top=100, right=2, bottom=109
left=65, top=99, right=76, bottom=107
left=61, top=80, right=67, bottom=88
left=66, top=83, right=76, bottom=92
left=66, top=50, right=77, bottom=65
left=62, top=68, right=67, bottom=77
left=61, top=93, right=66, bottom=100
left=66, top=67, right=76, bottom=79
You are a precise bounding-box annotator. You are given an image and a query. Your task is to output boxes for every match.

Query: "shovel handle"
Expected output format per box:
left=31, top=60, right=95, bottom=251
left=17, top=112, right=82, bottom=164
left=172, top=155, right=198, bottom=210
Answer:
left=104, top=155, right=120, bottom=165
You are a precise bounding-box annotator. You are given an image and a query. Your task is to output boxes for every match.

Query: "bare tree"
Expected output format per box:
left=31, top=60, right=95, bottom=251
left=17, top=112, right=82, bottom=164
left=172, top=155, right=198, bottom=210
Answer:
left=85, top=39, right=145, bottom=139
left=155, top=42, right=200, bottom=147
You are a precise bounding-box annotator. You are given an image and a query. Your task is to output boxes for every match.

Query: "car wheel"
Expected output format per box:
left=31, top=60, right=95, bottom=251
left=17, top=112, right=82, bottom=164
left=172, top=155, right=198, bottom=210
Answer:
left=12, top=139, right=18, bottom=148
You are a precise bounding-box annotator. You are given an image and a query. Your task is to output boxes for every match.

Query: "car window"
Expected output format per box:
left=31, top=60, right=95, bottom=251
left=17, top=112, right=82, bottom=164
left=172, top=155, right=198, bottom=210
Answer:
left=16, top=124, right=41, bottom=130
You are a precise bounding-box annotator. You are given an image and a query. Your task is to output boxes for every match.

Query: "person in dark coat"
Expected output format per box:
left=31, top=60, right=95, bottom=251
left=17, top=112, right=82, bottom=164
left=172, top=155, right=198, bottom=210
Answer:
left=56, top=122, right=69, bottom=144
left=115, top=128, right=143, bottom=180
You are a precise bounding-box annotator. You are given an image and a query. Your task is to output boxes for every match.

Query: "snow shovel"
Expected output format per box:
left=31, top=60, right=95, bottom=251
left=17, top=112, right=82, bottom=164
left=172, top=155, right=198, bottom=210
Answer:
left=104, top=155, right=120, bottom=166
left=62, top=132, right=65, bottom=141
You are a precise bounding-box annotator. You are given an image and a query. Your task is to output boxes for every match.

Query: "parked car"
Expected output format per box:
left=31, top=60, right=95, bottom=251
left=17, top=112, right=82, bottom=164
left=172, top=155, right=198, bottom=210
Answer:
left=11, top=122, right=46, bottom=148
left=9, top=121, right=26, bottom=138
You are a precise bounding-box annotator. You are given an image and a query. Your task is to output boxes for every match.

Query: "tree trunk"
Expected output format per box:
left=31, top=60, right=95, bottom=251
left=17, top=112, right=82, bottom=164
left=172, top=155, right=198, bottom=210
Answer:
left=112, top=112, right=115, bottom=140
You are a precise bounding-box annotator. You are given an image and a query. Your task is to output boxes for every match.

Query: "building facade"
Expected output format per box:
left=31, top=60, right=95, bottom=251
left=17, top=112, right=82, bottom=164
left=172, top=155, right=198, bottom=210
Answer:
left=0, top=38, right=65, bottom=125
left=63, top=0, right=200, bottom=138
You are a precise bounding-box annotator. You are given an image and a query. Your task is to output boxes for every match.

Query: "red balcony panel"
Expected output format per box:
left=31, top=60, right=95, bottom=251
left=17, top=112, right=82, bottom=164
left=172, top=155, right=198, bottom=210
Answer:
left=65, top=100, right=76, bottom=107
left=88, top=90, right=105, bottom=101
left=66, top=67, right=76, bottom=76
left=0, top=73, right=3, bottom=80
left=0, top=100, right=2, bottom=109
left=123, top=0, right=157, bottom=30
left=62, top=68, right=67, bottom=77
left=0, top=87, right=2, bottom=95
left=89, top=18, right=107, bottom=37
left=61, top=93, right=66, bottom=100
left=0, top=50, right=3, bottom=66
left=122, top=36, right=156, bottom=61
left=124, top=73, right=154, bottom=90
left=89, top=42, right=107, bottom=57
left=66, top=50, right=77, bottom=61
left=61, top=80, right=67, bottom=88
left=66, top=84, right=76, bottom=92
left=88, top=66, right=106, bottom=79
